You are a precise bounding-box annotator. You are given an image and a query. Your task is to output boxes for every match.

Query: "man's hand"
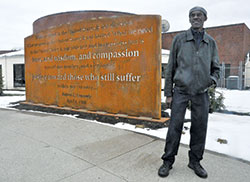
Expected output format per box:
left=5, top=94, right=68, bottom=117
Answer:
left=166, top=97, right=172, bottom=109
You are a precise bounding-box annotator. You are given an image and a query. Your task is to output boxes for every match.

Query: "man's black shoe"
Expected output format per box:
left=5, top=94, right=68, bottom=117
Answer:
left=188, top=162, right=208, bottom=178
left=158, top=163, right=172, bottom=177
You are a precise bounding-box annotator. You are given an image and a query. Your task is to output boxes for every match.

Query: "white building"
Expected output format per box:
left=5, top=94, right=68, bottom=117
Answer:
left=161, top=49, right=170, bottom=92
left=0, top=50, right=25, bottom=90
left=245, top=53, right=250, bottom=89
left=162, top=49, right=170, bottom=64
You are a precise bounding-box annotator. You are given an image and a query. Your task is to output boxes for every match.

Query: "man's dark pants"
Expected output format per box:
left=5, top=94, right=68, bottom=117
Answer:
left=162, top=89, right=209, bottom=165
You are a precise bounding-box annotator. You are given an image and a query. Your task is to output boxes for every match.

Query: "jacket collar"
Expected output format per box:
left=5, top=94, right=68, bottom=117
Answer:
left=186, top=28, right=209, bottom=44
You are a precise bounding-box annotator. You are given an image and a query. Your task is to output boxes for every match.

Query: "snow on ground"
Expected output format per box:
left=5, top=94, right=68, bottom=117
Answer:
left=206, top=113, right=250, bottom=161
left=0, top=90, right=25, bottom=108
left=0, top=89, right=250, bottom=162
left=217, top=88, right=250, bottom=113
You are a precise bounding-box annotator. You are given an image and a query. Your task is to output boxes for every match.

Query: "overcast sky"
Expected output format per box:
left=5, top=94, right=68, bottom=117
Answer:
left=0, top=0, right=249, bottom=50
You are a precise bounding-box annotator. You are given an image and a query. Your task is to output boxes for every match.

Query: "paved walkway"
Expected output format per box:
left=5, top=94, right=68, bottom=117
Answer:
left=0, top=108, right=249, bottom=182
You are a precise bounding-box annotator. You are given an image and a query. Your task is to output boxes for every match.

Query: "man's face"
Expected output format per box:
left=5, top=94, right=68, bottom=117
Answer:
left=189, top=10, right=207, bottom=31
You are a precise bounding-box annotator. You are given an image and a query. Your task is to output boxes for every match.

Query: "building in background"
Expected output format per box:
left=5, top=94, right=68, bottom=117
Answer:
left=0, top=49, right=25, bottom=90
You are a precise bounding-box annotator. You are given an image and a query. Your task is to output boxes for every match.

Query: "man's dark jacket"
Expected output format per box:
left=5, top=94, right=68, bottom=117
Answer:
left=164, top=28, right=220, bottom=97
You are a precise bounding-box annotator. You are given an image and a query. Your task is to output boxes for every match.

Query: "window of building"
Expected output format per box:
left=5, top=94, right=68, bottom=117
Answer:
left=13, top=64, right=25, bottom=87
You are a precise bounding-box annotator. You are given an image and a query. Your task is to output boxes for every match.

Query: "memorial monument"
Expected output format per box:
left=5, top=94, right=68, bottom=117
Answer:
left=24, top=11, right=164, bottom=121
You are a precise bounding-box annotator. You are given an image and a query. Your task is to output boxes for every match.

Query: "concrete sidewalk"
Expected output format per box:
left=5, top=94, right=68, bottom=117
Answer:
left=0, top=108, right=249, bottom=182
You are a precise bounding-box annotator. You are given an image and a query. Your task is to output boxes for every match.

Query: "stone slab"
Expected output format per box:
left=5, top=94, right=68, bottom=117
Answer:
left=0, top=109, right=154, bottom=165
left=0, top=129, right=92, bottom=182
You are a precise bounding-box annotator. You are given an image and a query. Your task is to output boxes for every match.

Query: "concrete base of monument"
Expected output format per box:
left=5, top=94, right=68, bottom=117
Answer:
left=12, top=102, right=170, bottom=129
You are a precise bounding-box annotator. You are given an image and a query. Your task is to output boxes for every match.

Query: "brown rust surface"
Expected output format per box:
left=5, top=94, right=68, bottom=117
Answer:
left=33, top=11, right=135, bottom=34
left=25, top=15, right=162, bottom=118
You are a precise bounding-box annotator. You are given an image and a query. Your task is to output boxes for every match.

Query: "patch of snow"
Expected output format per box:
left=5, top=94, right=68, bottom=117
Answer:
left=3, top=90, right=25, bottom=95
left=0, top=95, right=25, bottom=108
left=217, top=88, right=250, bottom=113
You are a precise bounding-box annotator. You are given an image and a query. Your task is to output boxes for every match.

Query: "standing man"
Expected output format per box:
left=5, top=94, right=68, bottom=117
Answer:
left=158, top=6, right=220, bottom=178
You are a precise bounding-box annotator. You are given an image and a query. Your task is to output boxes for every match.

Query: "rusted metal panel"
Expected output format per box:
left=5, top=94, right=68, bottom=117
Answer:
left=25, top=15, right=162, bottom=118
left=33, top=11, right=135, bottom=34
